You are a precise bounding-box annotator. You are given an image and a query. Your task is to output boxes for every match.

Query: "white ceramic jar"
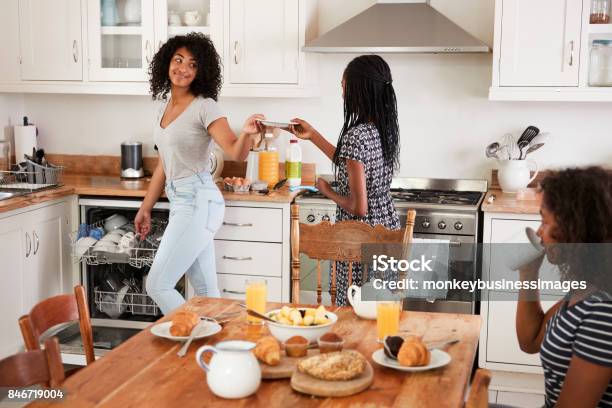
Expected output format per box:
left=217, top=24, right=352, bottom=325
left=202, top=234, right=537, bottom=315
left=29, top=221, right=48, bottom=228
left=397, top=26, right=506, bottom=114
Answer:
left=497, top=159, right=539, bottom=193
left=589, top=39, right=612, bottom=87
left=195, top=341, right=261, bottom=399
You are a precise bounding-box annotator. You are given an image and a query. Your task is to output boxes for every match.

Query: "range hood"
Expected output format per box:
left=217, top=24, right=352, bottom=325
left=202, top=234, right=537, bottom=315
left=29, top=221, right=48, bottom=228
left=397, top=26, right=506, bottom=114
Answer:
left=303, top=1, right=489, bottom=54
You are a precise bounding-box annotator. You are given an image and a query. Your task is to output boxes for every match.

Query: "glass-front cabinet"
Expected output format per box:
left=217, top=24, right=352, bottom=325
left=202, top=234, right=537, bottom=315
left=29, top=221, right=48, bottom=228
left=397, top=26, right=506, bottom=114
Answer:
left=88, top=0, right=155, bottom=81
left=87, top=0, right=212, bottom=82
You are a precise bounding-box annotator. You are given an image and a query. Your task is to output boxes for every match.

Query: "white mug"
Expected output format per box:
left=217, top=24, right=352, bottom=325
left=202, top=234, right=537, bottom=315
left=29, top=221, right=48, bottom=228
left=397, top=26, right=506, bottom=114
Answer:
left=183, top=10, right=201, bottom=26
left=505, top=227, right=545, bottom=271
left=195, top=340, right=260, bottom=399
left=498, top=159, right=539, bottom=193
left=347, top=285, right=378, bottom=320
left=168, top=10, right=182, bottom=26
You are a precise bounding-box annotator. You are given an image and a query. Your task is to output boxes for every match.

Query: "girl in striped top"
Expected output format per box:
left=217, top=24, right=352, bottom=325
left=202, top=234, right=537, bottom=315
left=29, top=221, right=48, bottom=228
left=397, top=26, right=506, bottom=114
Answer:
left=516, top=167, right=612, bottom=408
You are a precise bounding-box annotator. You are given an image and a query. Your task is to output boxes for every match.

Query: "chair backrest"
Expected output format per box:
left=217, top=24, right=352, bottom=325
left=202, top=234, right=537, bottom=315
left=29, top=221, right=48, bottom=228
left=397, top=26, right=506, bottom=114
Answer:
left=465, top=368, right=492, bottom=408
left=0, top=337, right=65, bottom=388
left=291, top=204, right=416, bottom=304
left=19, top=285, right=95, bottom=365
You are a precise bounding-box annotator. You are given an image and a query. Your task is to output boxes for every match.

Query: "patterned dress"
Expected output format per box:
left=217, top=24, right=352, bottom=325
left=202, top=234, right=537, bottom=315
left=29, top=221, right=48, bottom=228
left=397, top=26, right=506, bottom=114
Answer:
left=333, top=123, right=400, bottom=306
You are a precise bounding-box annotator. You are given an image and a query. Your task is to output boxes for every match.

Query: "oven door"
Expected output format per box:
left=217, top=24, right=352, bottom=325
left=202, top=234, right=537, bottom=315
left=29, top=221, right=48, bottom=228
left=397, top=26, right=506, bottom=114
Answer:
left=403, top=233, right=477, bottom=314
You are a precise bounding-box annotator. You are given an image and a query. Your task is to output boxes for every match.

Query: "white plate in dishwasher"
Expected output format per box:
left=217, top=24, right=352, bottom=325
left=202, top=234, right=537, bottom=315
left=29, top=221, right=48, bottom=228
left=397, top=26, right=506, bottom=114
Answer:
left=150, top=320, right=222, bottom=341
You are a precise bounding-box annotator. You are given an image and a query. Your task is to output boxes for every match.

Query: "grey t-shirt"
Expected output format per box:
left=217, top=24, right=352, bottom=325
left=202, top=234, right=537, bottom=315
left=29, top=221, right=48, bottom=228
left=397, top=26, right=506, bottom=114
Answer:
left=153, top=96, right=225, bottom=181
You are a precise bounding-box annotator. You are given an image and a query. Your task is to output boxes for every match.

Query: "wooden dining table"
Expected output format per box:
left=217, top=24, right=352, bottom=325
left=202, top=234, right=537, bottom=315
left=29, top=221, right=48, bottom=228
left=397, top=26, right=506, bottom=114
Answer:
left=31, top=298, right=481, bottom=408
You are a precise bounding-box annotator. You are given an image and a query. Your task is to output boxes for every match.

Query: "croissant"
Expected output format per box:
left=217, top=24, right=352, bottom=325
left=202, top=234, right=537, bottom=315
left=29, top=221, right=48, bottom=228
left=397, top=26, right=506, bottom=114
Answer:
left=254, top=336, right=281, bottom=366
left=170, top=310, right=199, bottom=337
left=397, top=337, right=431, bottom=367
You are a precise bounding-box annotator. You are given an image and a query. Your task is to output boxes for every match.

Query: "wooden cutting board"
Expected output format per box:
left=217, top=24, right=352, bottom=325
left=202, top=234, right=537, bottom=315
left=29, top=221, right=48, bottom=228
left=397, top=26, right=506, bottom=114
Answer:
left=290, top=360, right=374, bottom=397
left=261, top=349, right=319, bottom=380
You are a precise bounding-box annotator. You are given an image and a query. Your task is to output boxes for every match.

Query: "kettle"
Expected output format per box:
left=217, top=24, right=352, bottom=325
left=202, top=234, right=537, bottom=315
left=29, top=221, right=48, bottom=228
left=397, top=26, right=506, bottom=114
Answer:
left=121, top=141, right=144, bottom=179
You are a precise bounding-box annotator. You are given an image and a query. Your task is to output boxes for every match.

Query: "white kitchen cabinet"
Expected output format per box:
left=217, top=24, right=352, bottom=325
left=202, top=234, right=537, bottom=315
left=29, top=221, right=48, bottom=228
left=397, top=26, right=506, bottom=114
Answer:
left=87, top=0, right=155, bottom=81
left=227, top=0, right=299, bottom=84
left=498, top=0, right=582, bottom=87
left=18, top=0, right=83, bottom=80
left=490, top=0, right=612, bottom=101
left=0, top=213, right=27, bottom=359
left=0, top=199, right=72, bottom=359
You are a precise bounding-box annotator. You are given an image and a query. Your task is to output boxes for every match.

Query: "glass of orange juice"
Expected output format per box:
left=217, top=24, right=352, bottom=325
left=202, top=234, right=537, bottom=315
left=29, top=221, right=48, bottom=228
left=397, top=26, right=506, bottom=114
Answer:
left=246, top=279, right=267, bottom=325
left=376, top=301, right=401, bottom=341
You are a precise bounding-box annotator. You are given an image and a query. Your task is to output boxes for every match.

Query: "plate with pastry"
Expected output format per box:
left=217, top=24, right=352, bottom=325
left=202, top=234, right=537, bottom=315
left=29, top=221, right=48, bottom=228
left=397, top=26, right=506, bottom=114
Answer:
left=372, top=335, right=451, bottom=372
left=151, top=310, right=222, bottom=341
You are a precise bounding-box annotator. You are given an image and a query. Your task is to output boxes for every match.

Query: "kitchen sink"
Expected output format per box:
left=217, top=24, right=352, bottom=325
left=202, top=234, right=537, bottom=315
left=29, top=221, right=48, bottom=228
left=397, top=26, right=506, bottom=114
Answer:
left=0, top=191, right=27, bottom=201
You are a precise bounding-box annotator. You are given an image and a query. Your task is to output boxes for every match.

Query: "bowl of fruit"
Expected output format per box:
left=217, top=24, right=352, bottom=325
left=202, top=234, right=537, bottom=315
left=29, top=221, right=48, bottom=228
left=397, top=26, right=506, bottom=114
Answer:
left=265, top=305, right=337, bottom=344
left=223, top=177, right=251, bottom=193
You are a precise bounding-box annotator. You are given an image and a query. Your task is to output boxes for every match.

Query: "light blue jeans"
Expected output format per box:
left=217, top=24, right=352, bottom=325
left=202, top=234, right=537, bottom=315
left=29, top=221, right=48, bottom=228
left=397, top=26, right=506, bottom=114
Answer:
left=146, top=171, right=225, bottom=314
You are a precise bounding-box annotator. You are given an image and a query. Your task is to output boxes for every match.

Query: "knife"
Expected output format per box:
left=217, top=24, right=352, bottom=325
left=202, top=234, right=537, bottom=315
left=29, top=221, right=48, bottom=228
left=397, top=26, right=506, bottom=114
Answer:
left=177, top=321, right=203, bottom=357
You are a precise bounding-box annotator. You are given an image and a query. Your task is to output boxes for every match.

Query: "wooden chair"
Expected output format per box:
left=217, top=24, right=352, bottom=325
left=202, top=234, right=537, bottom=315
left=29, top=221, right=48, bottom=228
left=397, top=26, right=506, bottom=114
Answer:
left=465, top=368, right=492, bottom=408
left=19, top=285, right=95, bottom=366
left=290, top=204, right=416, bottom=304
left=0, top=337, right=65, bottom=388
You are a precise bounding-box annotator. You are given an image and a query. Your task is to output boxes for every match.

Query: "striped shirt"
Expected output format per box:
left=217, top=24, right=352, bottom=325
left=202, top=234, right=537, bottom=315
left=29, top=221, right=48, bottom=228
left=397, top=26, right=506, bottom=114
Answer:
left=540, top=291, right=612, bottom=408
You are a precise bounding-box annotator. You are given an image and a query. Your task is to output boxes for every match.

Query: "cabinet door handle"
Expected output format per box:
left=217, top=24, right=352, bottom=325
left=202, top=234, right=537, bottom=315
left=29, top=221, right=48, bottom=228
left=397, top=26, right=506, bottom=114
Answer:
left=33, top=231, right=40, bottom=255
left=223, top=289, right=246, bottom=295
left=449, top=240, right=462, bottom=247
left=145, top=40, right=151, bottom=64
left=73, top=40, right=79, bottom=63
left=222, top=222, right=253, bottom=227
left=25, top=232, right=32, bottom=258
left=233, top=41, right=240, bottom=64
left=222, top=256, right=253, bottom=261
left=569, top=40, right=574, bottom=67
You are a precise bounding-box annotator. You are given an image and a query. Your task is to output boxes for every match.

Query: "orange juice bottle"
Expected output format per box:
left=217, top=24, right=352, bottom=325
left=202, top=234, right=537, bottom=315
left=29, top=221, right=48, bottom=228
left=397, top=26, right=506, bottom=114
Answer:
left=258, top=134, right=279, bottom=188
left=376, top=301, right=401, bottom=341
left=246, top=279, right=267, bottom=324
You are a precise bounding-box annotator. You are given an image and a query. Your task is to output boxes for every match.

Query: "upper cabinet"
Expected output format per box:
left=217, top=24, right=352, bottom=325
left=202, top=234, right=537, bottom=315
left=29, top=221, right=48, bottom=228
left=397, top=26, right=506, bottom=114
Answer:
left=227, top=0, right=299, bottom=84
left=87, top=0, right=155, bottom=81
left=18, top=0, right=83, bottom=81
left=491, top=0, right=612, bottom=101
left=1, top=0, right=318, bottom=97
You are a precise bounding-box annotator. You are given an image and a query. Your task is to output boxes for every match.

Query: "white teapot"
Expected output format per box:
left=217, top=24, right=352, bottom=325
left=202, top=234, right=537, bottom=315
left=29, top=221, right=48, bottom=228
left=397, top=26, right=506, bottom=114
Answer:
left=195, top=340, right=261, bottom=399
left=347, top=284, right=378, bottom=320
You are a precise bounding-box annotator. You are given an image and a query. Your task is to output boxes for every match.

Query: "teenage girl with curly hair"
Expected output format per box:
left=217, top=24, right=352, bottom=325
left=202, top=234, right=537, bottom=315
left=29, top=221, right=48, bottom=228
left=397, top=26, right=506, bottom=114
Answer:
left=135, top=33, right=264, bottom=314
left=516, top=166, right=612, bottom=407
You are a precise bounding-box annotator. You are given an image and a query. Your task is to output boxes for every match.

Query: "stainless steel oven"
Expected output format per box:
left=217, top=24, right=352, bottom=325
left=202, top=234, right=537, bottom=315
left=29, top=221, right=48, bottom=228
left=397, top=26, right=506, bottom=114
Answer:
left=294, top=177, right=487, bottom=315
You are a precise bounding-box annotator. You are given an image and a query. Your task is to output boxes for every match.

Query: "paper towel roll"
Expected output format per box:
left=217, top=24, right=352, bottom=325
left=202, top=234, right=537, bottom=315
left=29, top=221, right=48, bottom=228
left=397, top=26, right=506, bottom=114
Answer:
left=14, top=125, right=37, bottom=163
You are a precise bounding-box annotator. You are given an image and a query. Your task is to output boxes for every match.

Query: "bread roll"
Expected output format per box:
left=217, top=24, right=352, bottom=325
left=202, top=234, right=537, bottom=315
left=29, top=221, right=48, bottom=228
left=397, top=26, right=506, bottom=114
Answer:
left=397, top=337, right=431, bottom=367
left=169, top=310, right=200, bottom=337
left=254, top=336, right=281, bottom=366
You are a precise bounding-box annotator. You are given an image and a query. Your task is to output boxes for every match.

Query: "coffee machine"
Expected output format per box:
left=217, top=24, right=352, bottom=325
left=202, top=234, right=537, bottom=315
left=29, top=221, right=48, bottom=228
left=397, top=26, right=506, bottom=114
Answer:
left=121, top=141, right=144, bottom=179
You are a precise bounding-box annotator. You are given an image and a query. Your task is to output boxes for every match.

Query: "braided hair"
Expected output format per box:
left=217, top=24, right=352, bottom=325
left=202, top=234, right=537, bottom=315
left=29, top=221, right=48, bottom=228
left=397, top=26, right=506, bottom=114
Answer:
left=333, top=55, right=400, bottom=172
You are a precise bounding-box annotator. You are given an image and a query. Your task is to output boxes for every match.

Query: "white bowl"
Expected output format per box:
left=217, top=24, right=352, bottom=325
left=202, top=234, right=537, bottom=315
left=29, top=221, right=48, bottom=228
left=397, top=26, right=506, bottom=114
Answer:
left=75, top=236, right=98, bottom=258
left=93, top=241, right=119, bottom=253
left=104, top=214, right=129, bottom=232
left=101, top=233, right=122, bottom=243
left=264, top=308, right=337, bottom=344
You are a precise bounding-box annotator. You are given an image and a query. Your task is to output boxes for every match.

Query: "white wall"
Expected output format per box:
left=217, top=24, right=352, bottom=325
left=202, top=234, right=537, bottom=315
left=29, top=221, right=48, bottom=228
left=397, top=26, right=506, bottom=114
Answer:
left=9, top=0, right=612, bottom=180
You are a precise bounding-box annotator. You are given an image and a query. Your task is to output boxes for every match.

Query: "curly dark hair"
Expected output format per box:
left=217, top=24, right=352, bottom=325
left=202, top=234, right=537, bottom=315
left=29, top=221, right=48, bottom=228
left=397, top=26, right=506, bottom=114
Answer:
left=334, top=55, right=400, bottom=173
left=149, top=32, right=222, bottom=101
left=540, top=166, right=612, bottom=293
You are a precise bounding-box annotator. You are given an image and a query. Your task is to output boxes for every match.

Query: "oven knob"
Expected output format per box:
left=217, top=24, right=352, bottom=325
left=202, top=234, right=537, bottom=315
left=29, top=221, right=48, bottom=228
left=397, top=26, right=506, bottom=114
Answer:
left=306, top=214, right=315, bottom=223
left=322, top=215, right=331, bottom=222
left=421, top=219, right=430, bottom=229
left=438, top=221, right=447, bottom=230
left=454, top=221, right=463, bottom=231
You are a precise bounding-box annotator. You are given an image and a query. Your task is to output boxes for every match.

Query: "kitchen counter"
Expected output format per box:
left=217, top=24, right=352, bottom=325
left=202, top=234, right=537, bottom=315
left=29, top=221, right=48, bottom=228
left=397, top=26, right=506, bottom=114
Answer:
left=0, top=175, right=306, bottom=214
left=481, top=189, right=541, bottom=214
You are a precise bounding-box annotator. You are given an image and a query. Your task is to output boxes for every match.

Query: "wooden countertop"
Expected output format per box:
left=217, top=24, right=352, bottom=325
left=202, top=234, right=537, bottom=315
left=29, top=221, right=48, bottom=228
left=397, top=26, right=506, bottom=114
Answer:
left=31, top=297, right=481, bottom=408
left=0, top=175, right=304, bottom=214
left=481, top=189, right=541, bottom=214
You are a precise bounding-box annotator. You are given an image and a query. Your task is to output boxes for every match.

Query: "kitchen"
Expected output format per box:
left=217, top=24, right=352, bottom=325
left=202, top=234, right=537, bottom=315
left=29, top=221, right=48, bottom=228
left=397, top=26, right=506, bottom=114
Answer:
left=1, top=0, right=612, bottom=407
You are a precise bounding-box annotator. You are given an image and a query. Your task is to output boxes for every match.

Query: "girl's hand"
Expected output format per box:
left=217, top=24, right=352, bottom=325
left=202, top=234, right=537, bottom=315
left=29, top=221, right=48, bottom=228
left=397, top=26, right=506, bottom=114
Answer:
left=242, top=114, right=265, bottom=135
left=316, top=178, right=332, bottom=197
left=288, top=118, right=319, bottom=141
left=518, top=252, right=545, bottom=281
left=134, top=208, right=152, bottom=241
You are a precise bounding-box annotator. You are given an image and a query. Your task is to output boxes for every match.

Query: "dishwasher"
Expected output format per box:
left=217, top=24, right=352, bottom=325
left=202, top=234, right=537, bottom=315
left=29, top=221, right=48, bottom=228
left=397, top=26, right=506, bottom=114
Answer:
left=58, top=197, right=188, bottom=364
